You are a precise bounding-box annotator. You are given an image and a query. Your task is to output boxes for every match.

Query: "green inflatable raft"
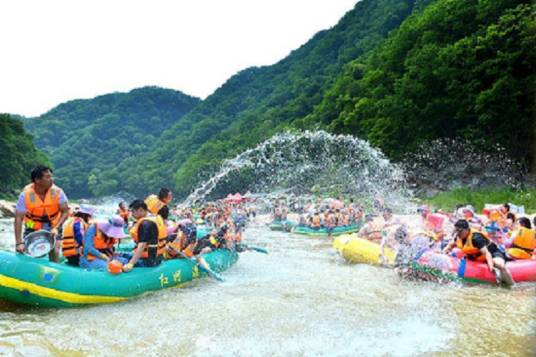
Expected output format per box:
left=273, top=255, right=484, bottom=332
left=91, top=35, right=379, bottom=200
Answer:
left=269, top=220, right=296, bottom=232
left=0, top=249, right=238, bottom=308
left=292, top=223, right=361, bottom=237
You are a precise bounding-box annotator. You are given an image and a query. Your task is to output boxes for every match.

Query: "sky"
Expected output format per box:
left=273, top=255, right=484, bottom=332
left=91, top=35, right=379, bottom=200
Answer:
left=0, top=0, right=357, bottom=117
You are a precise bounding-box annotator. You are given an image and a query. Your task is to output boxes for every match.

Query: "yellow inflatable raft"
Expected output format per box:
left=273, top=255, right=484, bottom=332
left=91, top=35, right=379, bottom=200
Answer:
left=333, top=234, right=396, bottom=266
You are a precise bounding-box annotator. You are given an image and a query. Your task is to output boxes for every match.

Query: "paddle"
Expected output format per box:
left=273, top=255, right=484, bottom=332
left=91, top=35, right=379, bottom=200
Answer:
left=168, top=246, right=224, bottom=282
left=238, top=244, right=269, bottom=254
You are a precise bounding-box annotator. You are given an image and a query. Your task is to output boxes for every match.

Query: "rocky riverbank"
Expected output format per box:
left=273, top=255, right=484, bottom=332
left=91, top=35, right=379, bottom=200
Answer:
left=0, top=200, right=15, bottom=218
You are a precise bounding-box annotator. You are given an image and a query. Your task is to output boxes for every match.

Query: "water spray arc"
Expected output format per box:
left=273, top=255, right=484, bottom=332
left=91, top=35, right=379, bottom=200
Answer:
left=184, top=131, right=412, bottom=210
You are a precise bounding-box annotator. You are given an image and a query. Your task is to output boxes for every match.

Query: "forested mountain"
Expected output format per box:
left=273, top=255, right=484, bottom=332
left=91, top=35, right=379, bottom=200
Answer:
left=23, top=87, right=200, bottom=197
left=152, top=0, right=534, bottom=199
left=0, top=114, right=49, bottom=197
left=301, top=0, right=535, bottom=165
left=111, top=0, right=423, bottom=198
left=21, top=0, right=535, bottom=199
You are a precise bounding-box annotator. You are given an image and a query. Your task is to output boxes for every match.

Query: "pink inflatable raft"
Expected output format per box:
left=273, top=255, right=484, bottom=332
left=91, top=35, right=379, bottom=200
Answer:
left=407, top=250, right=536, bottom=285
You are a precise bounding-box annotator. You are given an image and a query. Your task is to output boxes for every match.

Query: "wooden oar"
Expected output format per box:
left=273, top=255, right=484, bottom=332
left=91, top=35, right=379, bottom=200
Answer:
left=168, top=246, right=224, bottom=282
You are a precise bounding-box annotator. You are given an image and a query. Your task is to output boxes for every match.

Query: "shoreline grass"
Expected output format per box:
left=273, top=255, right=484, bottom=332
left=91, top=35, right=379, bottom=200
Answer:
left=421, top=187, right=536, bottom=214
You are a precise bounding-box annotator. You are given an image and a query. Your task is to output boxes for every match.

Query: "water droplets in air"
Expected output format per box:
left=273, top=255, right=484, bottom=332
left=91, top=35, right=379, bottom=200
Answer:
left=184, top=131, right=413, bottom=210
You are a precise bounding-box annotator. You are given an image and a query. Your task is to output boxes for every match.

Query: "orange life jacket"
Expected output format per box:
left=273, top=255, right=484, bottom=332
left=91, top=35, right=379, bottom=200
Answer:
left=144, top=195, right=166, bottom=215
left=87, top=224, right=117, bottom=261
left=23, top=184, right=62, bottom=230
left=61, top=216, right=88, bottom=257
left=487, top=209, right=506, bottom=229
left=165, top=230, right=195, bottom=259
left=117, top=207, right=129, bottom=223
left=456, top=229, right=490, bottom=262
left=129, top=215, right=167, bottom=259
left=512, top=227, right=536, bottom=253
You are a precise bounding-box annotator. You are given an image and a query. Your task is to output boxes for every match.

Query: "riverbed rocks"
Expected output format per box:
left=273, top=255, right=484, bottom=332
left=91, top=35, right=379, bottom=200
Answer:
left=0, top=200, right=16, bottom=218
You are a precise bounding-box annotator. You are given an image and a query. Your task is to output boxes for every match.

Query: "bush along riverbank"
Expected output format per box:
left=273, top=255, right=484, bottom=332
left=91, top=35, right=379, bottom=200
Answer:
left=422, top=187, right=536, bottom=214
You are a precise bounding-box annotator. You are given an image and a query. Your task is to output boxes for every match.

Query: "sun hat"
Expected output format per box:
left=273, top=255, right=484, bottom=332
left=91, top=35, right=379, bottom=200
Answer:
left=76, top=204, right=96, bottom=216
left=99, top=215, right=129, bottom=238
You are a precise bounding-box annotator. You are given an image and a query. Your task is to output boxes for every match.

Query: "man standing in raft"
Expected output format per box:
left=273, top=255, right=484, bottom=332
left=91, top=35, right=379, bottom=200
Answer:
left=144, top=187, right=172, bottom=220
left=443, top=220, right=515, bottom=287
left=14, top=166, right=70, bottom=262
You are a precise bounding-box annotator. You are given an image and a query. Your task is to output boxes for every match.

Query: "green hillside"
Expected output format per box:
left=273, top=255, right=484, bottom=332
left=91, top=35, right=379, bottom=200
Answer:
left=303, top=0, right=535, bottom=163
left=0, top=114, right=49, bottom=197
left=23, top=87, right=200, bottom=197
left=20, top=0, right=535, bottom=199
left=113, top=0, right=422, bottom=198
left=169, top=0, right=534, bottom=198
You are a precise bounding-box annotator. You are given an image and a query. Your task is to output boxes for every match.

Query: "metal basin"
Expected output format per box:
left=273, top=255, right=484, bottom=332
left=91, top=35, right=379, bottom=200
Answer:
left=24, top=230, right=55, bottom=258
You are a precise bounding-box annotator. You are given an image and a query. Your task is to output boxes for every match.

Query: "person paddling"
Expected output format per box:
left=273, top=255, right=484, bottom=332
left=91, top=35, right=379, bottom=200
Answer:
left=14, top=166, right=70, bottom=262
left=165, top=220, right=197, bottom=259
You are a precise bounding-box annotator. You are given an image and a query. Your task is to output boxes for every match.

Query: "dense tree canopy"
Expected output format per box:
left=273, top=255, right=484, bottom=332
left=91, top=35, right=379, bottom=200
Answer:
left=303, top=0, right=535, bottom=166
left=0, top=114, right=49, bottom=197
left=19, top=0, right=535, bottom=199
left=23, top=87, right=200, bottom=197
left=168, top=0, right=535, bottom=198
left=136, top=0, right=422, bottom=198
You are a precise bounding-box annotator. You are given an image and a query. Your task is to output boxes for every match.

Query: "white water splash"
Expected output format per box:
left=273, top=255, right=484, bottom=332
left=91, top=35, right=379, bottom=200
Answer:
left=184, top=131, right=413, bottom=211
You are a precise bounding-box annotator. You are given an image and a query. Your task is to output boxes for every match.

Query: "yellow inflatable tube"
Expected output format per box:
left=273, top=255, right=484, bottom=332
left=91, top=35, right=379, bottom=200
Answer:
left=333, top=234, right=396, bottom=266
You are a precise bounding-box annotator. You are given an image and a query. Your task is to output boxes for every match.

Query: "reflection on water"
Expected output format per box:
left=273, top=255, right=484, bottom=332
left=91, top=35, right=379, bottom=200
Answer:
left=1, top=220, right=535, bottom=356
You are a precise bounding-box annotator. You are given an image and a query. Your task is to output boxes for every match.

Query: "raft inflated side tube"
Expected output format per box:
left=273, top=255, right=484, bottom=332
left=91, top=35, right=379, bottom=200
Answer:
left=0, top=249, right=238, bottom=308
left=332, top=234, right=352, bottom=253
left=409, top=251, right=536, bottom=285
left=292, top=224, right=361, bottom=237
left=269, top=220, right=296, bottom=232
left=333, top=236, right=396, bottom=266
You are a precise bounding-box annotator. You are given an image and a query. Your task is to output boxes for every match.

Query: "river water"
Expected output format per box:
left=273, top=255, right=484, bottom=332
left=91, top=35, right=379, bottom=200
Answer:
left=0, top=217, right=535, bottom=356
